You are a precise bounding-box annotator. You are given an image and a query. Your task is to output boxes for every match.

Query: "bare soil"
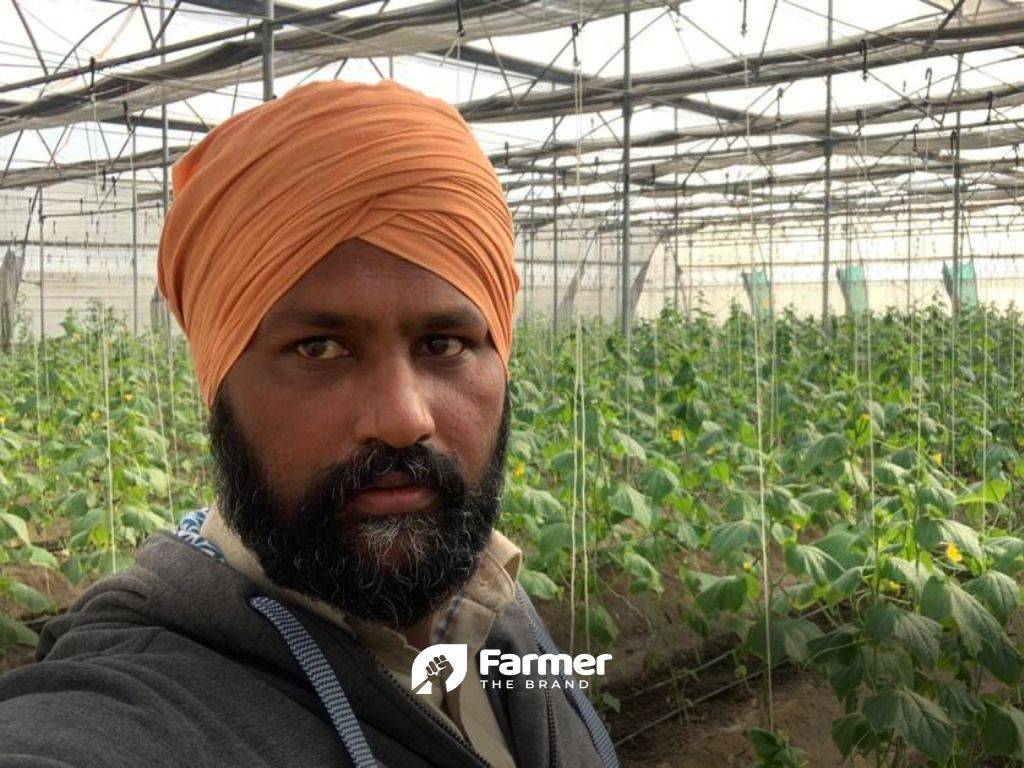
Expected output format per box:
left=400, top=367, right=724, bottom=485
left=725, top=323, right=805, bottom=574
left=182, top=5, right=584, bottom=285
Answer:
left=532, top=550, right=846, bottom=767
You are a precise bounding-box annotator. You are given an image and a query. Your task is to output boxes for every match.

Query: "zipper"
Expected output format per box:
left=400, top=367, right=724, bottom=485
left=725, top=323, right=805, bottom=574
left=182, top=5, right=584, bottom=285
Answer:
left=373, top=658, right=496, bottom=768
left=516, top=586, right=560, bottom=768
left=543, top=686, right=559, bottom=768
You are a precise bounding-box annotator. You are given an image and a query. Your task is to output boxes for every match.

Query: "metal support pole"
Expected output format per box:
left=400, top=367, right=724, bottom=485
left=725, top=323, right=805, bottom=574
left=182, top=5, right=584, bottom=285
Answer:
left=262, top=0, right=275, bottom=101
left=132, top=124, right=139, bottom=335
left=687, top=235, right=693, bottom=321
left=673, top=108, right=680, bottom=311
left=950, top=46, right=964, bottom=319
left=532, top=228, right=540, bottom=325
left=620, top=0, right=632, bottom=337
left=552, top=186, right=559, bottom=334
left=905, top=192, right=912, bottom=313
left=38, top=188, right=44, bottom=341
left=524, top=230, right=532, bottom=325
left=160, top=0, right=170, bottom=219
left=551, top=96, right=559, bottom=335
left=952, top=118, right=962, bottom=315
left=821, top=0, right=833, bottom=334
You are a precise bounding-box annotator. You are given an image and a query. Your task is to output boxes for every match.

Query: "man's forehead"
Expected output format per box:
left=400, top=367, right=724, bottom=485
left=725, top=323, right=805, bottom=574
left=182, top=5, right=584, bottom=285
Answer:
left=260, top=239, right=487, bottom=333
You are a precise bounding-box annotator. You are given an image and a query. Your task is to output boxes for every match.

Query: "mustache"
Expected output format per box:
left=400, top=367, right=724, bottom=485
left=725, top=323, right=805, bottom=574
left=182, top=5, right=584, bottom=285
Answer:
left=307, top=441, right=468, bottom=513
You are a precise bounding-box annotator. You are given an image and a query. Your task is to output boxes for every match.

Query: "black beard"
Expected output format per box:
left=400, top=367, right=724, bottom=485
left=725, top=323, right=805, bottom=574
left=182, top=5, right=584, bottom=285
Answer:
left=208, top=387, right=510, bottom=629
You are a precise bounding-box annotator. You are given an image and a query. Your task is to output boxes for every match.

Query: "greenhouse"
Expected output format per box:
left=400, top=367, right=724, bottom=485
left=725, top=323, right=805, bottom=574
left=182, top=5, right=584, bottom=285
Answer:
left=1, top=0, right=1024, bottom=766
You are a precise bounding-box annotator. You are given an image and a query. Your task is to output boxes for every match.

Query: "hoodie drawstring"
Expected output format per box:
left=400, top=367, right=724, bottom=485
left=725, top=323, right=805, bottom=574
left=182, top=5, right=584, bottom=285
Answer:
left=249, top=595, right=377, bottom=768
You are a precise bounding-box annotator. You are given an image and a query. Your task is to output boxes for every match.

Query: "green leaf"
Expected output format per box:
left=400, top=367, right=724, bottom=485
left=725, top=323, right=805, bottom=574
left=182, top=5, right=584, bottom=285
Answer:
left=982, top=702, right=1024, bottom=761
left=132, top=424, right=168, bottom=452
left=978, top=632, right=1024, bottom=685
left=862, top=687, right=953, bottom=765
left=799, top=488, right=841, bottom=515
left=0, top=616, right=38, bottom=649
left=830, top=713, right=874, bottom=759
left=882, top=557, right=929, bottom=595
left=599, top=692, right=621, bottom=714
left=922, top=576, right=1002, bottom=656
left=802, top=433, right=847, bottom=473
left=522, top=488, right=565, bottom=521
left=58, top=489, right=92, bottom=517
left=0, top=512, right=31, bottom=545
left=749, top=614, right=823, bottom=664
left=784, top=543, right=843, bottom=586
left=580, top=603, right=618, bottom=645
left=611, top=430, right=647, bottom=463
left=957, top=478, right=1010, bottom=506
left=874, top=461, right=908, bottom=487
left=607, top=482, right=651, bottom=529
left=709, top=520, right=762, bottom=562
left=10, top=545, right=59, bottom=570
left=725, top=490, right=759, bottom=520
left=519, top=569, right=560, bottom=600
left=622, top=550, right=663, bottom=595
left=915, top=485, right=955, bottom=516
left=864, top=604, right=941, bottom=668
left=915, top=517, right=982, bottom=563
left=988, top=536, right=1024, bottom=575
left=815, top=529, right=864, bottom=570
left=142, top=467, right=169, bottom=497
left=865, top=646, right=915, bottom=688
left=935, top=682, right=984, bottom=725
left=538, top=522, right=573, bottom=558
left=696, top=574, right=750, bottom=615
left=8, top=580, right=53, bottom=613
left=639, top=466, right=679, bottom=502
left=122, top=503, right=169, bottom=535
left=965, top=570, right=1021, bottom=624
left=829, top=566, right=867, bottom=598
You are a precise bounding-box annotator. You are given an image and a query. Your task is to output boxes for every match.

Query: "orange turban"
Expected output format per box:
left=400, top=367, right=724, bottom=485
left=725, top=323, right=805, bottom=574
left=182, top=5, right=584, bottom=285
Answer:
left=158, top=80, right=519, bottom=409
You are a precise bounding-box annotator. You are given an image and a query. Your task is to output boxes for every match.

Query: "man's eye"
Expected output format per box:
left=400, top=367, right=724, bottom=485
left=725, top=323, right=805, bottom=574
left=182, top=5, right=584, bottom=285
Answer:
left=422, top=336, right=466, bottom=358
left=295, top=338, right=348, bottom=360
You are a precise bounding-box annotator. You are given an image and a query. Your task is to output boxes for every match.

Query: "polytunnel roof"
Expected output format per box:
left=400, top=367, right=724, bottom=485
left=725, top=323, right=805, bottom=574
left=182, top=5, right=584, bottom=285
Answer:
left=2, top=0, right=1024, bottom=244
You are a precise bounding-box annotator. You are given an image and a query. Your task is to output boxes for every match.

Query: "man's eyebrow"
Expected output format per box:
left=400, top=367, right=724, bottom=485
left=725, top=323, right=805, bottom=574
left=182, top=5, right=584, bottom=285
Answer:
left=412, top=308, right=486, bottom=333
left=260, top=307, right=486, bottom=334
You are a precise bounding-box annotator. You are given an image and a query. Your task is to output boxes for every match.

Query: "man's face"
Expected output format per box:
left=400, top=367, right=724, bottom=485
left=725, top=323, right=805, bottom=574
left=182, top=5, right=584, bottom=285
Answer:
left=210, top=239, right=510, bottom=627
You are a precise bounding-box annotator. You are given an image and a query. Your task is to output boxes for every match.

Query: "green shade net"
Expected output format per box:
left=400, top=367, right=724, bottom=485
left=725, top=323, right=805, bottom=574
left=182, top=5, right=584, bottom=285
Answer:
left=836, top=265, right=869, bottom=315
left=942, top=260, right=979, bottom=310
left=742, top=270, right=773, bottom=320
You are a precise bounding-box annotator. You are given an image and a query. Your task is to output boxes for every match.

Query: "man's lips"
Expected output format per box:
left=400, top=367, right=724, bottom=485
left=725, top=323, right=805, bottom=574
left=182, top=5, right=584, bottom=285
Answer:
left=344, top=484, right=441, bottom=517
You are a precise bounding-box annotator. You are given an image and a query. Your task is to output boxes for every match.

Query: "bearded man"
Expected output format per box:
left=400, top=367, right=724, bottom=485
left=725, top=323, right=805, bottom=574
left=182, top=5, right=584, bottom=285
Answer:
left=0, top=81, right=618, bottom=768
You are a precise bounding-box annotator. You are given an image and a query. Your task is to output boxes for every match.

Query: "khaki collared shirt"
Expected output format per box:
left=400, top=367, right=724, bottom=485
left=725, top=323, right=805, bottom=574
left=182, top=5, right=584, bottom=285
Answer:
left=200, top=502, right=522, bottom=768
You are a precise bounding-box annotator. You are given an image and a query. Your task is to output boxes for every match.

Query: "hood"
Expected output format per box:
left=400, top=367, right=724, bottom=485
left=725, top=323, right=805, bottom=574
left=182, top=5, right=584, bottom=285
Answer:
left=39, top=531, right=304, bottom=672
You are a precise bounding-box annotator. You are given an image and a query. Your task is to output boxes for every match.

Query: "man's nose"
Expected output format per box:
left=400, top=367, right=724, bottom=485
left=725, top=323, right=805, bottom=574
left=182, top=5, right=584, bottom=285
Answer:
left=351, top=354, right=435, bottom=449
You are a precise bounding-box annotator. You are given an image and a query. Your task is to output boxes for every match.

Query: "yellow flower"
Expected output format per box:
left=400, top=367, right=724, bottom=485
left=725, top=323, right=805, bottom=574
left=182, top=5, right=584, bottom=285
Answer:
left=884, top=580, right=902, bottom=594
left=513, top=464, right=525, bottom=478
left=946, top=543, right=963, bottom=563
left=742, top=558, right=753, bottom=572
left=931, top=452, right=942, bottom=465
left=670, top=428, right=683, bottom=442
left=0, top=414, right=6, bottom=427
left=124, top=393, right=134, bottom=402
left=90, top=410, right=101, bottom=421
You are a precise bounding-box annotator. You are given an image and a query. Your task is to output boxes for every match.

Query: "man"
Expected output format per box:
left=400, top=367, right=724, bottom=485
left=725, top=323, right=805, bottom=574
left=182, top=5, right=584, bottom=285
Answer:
left=0, top=80, right=618, bottom=768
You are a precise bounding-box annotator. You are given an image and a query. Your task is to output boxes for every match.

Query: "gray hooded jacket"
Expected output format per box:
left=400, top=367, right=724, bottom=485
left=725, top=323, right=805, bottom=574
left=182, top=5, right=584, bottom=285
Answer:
left=0, top=530, right=618, bottom=768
